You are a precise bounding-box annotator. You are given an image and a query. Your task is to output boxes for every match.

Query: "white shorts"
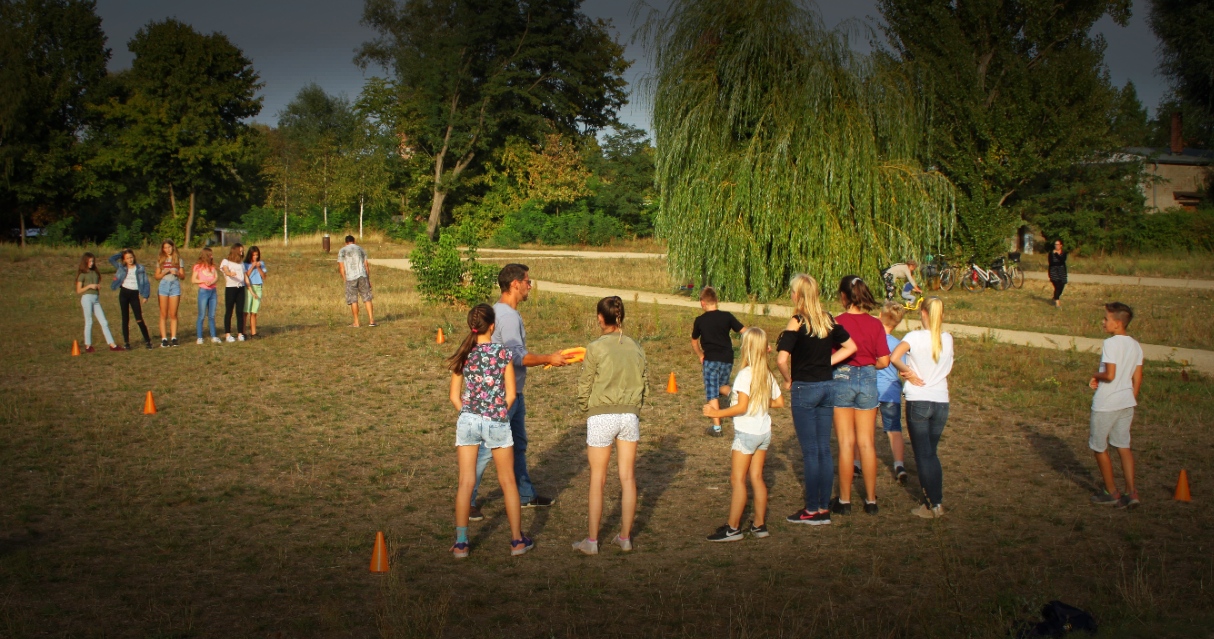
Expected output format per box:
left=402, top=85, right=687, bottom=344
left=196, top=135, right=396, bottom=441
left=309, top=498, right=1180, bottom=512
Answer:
left=732, top=431, right=772, bottom=455
left=586, top=413, right=640, bottom=448
left=1089, top=407, right=1133, bottom=453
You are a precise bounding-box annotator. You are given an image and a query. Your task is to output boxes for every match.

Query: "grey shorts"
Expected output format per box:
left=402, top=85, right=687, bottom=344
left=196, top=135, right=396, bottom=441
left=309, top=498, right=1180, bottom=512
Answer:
left=455, top=412, right=513, bottom=449
left=1089, top=407, right=1133, bottom=453
left=586, top=413, right=640, bottom=448
left=344, top=276, right=373, bottom=304
left=731, top=430, right=771, bottom=455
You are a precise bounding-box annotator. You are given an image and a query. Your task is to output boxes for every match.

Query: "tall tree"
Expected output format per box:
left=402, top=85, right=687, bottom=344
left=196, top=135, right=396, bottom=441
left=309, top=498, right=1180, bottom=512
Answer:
left=879, top=0, right=1131, bottom=257
left=644, top=0, right=955, bottom=301
left=1149, top=0, right=1214, bottom=146
left=357, top=0, right=629, bottom=238
left=91, top=19, right=262, bottom=247
left=0, top=0, right=108, bottom=246
left=278, top=84, right=358, bottom=228
left=586, top=124, right=657, bottom=235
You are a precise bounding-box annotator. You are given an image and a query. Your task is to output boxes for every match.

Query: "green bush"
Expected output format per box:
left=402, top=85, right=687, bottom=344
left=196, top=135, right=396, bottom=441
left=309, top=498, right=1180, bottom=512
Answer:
left=105, top=219, right=145, bottom=249
left=240, top=206, right=281, bottom=241
left=39, top=218, right=74, bottom=247
left=490, top=200, right=627, bottom=247
left=410, top=232, right=496, bottom=307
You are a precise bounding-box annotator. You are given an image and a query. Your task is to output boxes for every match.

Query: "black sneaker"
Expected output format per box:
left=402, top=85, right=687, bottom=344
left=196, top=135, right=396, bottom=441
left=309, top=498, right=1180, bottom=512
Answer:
left=144, top=341, right=154, bottom=350
left=894, top=465, right=908, bottom=485
left=786, top=509, right=830, bottom=525
left=468, top=505, right=484, bottom=522
left=170, top=337, right=178, bottom=347
left=123, top=343, right=131, bottom=351
left=521, top=496, right=554, bottom=508
left=706, top=427, right=724, bottom=438
left=863, top=501, right=879, bottom=515
left=747, top=521, right=769, bottom=538
left=706, top=524, right=744, bottom=542
left=160, top=338, right=169, bottom=348
left=830, top=498, right=852, bottom=515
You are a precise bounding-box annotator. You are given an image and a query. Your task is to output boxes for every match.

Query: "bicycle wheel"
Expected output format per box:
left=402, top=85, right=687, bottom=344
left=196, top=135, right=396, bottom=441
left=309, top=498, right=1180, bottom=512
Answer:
left=1010, top=266, right=1024, bottom=289
left=961, top=269, right=981, bottom=292
left=996, top=270, right=1012, bottom=290
left=940, top=268, right=955, bottom=291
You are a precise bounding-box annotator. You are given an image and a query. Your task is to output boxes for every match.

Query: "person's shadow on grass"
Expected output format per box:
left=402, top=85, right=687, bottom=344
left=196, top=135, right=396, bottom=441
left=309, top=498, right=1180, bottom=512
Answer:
left=600, top=432, right=687, bottom=539
left=1022, top=424, right=1096, bottom=492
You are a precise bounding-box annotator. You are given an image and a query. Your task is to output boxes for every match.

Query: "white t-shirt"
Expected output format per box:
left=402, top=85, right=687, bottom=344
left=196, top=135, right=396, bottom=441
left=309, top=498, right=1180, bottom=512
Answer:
left=121, top=267, right=139, bottom=290
left=728, top=366, right=782, bottom=435
left=1092, top=335, right=1143, bottom=412
left=338, top=244, right=367, bottom=281
left=220, top=259, right=245, bottom=287
left=900, top=330, right=953, bottom=403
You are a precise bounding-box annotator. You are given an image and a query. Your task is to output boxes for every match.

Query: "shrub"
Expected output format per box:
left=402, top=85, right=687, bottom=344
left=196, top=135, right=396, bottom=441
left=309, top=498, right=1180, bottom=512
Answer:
left=491, top=200, right=627, bottom=247
left=39, top=218, right=74, bottom=247
left=410, top=232, right=496, bottom=306
left=105, top=219, right=145, bottom=249
left=240, top=206, right=281, bottom=241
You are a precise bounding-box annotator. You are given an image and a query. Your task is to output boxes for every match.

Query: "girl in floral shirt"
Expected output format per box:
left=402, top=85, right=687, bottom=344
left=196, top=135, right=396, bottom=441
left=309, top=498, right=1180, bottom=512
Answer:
left=446, top=304, right=532, bottom=558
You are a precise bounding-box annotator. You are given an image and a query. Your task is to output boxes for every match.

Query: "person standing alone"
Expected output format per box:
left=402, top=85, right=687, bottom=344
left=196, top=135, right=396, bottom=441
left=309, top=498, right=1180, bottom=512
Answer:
left=337, top=235, right=376, bottom=328
left=1048, top=239, right=1068, bottom=308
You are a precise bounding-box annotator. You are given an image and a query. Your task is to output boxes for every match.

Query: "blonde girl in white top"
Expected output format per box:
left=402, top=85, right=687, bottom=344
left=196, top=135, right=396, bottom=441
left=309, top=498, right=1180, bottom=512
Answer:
left=702, top=327, right=784, bottom=541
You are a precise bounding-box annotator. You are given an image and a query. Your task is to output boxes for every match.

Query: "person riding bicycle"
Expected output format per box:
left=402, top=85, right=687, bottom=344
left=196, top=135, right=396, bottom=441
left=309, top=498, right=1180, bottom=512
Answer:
left=882, top=260, right=922, bottom=302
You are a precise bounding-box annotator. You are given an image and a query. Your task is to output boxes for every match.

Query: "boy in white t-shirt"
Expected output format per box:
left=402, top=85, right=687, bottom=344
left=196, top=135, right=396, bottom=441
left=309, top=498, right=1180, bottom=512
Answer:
left=1088, top=302, right=1143, bottom=509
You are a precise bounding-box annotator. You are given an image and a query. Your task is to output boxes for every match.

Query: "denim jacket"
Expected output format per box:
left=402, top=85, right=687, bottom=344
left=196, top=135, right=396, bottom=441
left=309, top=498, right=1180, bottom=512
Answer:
left=108, top=253, right=151, bottom=298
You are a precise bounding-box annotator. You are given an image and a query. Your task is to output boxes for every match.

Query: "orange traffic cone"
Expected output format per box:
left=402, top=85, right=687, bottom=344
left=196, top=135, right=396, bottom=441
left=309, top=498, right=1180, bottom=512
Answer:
left=71, top=340, right=81, bottom=356
left=142, top=391, right=157, bottom=415
left=370, top=531, right=389, bottom=573
left=666, top=372, right=678, bottom=394
left=436, top=328, right=446, bottom=344
left=1174, top=469, right=1192, bottom=502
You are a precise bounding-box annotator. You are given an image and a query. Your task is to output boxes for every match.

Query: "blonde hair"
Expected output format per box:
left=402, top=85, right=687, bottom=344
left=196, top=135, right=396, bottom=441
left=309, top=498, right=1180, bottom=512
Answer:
left=789, top=274, right=833, bottom=338
left=737, top=327, right=773, bottom=416
left=922, top=297, right=944, bottom=362
left=879, top=301, right=905, bottom=329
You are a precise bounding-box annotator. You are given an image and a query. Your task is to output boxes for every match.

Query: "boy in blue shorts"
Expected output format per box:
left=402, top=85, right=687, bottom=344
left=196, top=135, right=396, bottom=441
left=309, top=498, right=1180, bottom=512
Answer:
left=1088, top=302, right=1143, bottom=509
left=876, top=301, right=909, bottom=484
left=691, top=287, right=744, bottom=437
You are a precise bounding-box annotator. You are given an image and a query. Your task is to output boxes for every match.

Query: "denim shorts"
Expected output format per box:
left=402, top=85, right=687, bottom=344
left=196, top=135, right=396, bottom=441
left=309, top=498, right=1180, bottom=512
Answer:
left=455, top=412, right=513, bottom=449
left=158, top=279, right=181, bottom=297
left=732, top=430, right=771, bottom=455
left=832, top=365, right=878, bottom=410
left=879, top=400, right=902, bottom=433
left=702, top=360, right=733, bottom=401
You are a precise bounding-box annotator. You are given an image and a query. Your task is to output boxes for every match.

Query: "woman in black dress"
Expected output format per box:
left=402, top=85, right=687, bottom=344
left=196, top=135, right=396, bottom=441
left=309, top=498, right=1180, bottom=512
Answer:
left=1048, top=240, right=1067, bottom=308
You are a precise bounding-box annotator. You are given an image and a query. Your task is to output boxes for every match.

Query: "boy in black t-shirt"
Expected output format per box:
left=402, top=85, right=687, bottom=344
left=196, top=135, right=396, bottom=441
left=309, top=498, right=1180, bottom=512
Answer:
left=691, top=287, right=745, bottom=437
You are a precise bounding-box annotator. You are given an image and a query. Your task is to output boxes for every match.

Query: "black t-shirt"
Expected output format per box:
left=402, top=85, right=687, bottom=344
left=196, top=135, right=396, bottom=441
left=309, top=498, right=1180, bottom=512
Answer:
left=692, top=310, right=744, bottom=363
left=776, top=318, right=851, bottom=383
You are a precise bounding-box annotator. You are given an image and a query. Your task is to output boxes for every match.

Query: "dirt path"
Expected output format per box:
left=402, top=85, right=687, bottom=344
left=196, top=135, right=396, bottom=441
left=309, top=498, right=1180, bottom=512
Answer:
left=372, top=258, right=1213, bottom=374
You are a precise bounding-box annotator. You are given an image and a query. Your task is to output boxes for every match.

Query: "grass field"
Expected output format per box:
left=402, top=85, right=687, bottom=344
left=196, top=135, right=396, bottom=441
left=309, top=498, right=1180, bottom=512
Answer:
left=1019, top=252, right=1214, bottom=280
left=2, top=243, right=1213, bottom=638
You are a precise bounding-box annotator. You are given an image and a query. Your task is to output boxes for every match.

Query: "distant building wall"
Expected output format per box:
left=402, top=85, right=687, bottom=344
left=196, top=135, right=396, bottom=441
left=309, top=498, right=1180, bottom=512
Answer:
left=1142, top=162, right=1211, bottom=212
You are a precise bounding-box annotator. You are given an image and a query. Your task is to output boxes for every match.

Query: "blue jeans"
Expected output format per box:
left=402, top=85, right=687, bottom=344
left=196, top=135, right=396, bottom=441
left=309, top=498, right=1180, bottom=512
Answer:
left=906, top=401, right=949, bottom=506
left=789, top=381, right=835, bottom=512
left=196, top=288, right=217, bottom=339
left=80, top=294, right=114, bottom=347
left=472, top=393, right=536, bottom=506
left=879, top=400, right=902, bottom=433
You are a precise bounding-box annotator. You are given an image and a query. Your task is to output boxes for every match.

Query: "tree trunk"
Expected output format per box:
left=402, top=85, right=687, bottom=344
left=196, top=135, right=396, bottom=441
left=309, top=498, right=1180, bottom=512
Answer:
left=283, top=178, right=289, bottom=246
left=427, top=189, right=447, bottom=239
left=18, top=211, right=25, bottom=249
left=184, top=188, right=196, bottom=248
left=359, top=195, right=364, bottom=240
left=169, top=183, right=177, bottom=218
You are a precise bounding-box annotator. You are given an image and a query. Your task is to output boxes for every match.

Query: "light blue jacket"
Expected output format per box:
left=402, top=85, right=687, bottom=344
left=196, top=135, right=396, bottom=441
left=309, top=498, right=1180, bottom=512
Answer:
left=108, top=253, right=151, bottom=298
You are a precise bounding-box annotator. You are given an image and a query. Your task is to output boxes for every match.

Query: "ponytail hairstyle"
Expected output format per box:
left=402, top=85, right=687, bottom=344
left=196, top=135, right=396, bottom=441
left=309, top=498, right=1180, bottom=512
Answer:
left=837, top=275, right=877, bottom=312
left=77, top=252, right=99, bottom=277
left=196, top=247, right=214, bottom=268
left=447, top=303, right=496, bottom=374
left=789, top=273, right=833, bottom=338
left=737, top=327, right=773, bottom=416
left=922, top=297, right=945, bottom=362
left=226, top=243, right=243, bottom=263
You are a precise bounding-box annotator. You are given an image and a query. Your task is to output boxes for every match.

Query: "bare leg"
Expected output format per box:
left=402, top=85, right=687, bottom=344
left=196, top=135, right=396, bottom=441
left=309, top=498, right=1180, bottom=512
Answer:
left=365, top=300, right=375, bottom=325
left=1114, top=446, right=1136, bottom=495
left=855, top=407, right=879, bottom=502
left=616, top=440, right=637, bottom=539
left=158, top=295, right=169, bottom=339
left=492, top=446, right=523, bottom=541
left=350, top=304, right=360, bottom=327
left=749, top=449, right=768, bottom=526
left=834, top=407, right=857, bottom=502
left=248, top=312, right=257, bottom=336
left=168, top=295, right=179, bottom=339
left=887, top=431, right=905, bottom=464
left=586, top=445, right=612, bottom=541
left=727, top=450, right=753, bottom=529
left=1094, top=450, right=1118, bottom=495
left=454, top=445, right=479, bottom=528
left=710, top=398, right=721, bottom=428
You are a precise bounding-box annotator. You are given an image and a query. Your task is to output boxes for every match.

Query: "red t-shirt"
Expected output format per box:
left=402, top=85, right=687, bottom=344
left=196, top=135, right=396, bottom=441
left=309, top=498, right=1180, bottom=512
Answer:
left=834, top=312, right=890, bottom=367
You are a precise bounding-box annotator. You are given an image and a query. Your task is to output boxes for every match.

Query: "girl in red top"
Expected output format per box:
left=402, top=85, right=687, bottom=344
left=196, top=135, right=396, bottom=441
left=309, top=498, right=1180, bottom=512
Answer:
left=831, top=276, right=891, bottom=514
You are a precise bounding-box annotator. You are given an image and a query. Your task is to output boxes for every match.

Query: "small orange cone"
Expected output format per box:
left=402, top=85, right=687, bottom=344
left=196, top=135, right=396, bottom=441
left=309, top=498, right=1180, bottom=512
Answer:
left=370, top=531, right=389, bottom=573
left=666, top=372, right=678, bottom=394
left=436, top=328, right=445, bottom=344
left=142, top=391, right=157, bottom=415
left=1174, top=469, right=1192, bottom=502
left=71, top=340, right=81, bottom=356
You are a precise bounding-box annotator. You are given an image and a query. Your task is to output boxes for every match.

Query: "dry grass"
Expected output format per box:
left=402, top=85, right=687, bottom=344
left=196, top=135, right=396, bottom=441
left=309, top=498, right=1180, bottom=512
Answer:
left=1, top=246, right=1213, bottom=637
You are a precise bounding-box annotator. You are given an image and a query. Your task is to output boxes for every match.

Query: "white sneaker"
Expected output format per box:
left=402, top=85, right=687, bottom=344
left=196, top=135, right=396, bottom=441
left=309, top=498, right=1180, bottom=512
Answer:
left=225, top=335, right=236, bottom=343
left=238, top=334, right=246, bottom=342
left=196, top=338, right=204, bottom=345
left=613, top=535, right=633, bottom=552
left=572, top=538, right=599, bottom=555
left=211, top=337, right=222, bottom=344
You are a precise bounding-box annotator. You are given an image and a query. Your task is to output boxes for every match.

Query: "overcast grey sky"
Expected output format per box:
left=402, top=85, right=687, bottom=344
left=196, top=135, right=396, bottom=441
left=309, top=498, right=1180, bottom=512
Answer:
left=95, top=0, right=1168, bottom=133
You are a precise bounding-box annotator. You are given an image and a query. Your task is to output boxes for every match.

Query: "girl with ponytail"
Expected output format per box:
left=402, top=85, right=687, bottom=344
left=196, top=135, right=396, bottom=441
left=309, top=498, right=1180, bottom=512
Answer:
left=447, top=303, right=533, bottom=558
left=890, top=297, right=954, bottom=519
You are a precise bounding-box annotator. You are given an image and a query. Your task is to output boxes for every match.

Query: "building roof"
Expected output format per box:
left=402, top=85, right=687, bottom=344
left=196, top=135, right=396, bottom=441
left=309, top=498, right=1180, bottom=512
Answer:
left=1124, top=146, right=1214, bottom=166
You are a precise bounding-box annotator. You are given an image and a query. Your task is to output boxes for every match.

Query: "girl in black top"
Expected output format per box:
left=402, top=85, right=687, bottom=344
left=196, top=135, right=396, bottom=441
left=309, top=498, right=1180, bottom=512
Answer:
left=776, top=274, right=857, bottom=526
left=1048, top=240, right=1067, bottom=308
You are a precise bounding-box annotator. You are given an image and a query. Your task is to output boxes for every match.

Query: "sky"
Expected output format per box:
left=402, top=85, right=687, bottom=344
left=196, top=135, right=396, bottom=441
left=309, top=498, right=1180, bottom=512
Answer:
left=95, top=0, right=1168, bottom=133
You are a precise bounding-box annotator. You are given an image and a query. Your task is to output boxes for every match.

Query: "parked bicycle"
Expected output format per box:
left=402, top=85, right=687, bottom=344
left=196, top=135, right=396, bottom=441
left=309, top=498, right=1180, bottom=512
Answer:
left=961, top=256, right=1010, bottom=292
left=1004, top=252, right=1025, bottom=289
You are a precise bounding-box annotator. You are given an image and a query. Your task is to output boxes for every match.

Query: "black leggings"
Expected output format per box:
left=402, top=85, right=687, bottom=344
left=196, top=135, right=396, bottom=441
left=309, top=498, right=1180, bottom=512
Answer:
left=1051, top=281, right=1066, bottom=301
left=118, top=288, right=150, bottom=344
left=225, top=286, right=246, bottom=336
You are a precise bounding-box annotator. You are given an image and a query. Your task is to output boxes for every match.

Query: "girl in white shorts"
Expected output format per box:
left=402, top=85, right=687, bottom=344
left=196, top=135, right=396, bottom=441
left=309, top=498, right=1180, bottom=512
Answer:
left=703, top=327, right=784, bottom=542
left=573, top=296, right=648, bottom=555
left=447, top=304, right=532, bottom=559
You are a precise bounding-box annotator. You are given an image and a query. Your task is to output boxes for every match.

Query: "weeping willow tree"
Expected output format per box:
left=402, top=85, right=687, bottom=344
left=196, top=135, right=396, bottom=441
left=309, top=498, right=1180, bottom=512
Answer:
left=642, top=0, right=955, bottom=301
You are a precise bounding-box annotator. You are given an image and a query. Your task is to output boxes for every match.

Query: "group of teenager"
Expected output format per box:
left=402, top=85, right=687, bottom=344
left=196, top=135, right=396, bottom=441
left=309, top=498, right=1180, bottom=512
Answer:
left=74, top=241, right=268, bottom=352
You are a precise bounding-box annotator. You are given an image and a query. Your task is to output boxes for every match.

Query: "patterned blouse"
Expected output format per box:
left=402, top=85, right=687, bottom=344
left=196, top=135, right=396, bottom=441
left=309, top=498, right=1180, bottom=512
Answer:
left=461, top=343, right=512, bottom=421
